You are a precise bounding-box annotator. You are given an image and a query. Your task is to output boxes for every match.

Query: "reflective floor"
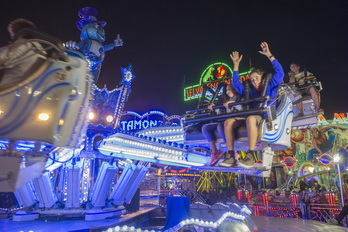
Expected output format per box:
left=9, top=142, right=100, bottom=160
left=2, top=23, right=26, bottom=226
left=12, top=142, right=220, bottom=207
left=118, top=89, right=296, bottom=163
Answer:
left=0, top=208, right=155, bottom=232
left=251, top=216, right=348, bottom=232
left=0, top=210, right=347, bottom=232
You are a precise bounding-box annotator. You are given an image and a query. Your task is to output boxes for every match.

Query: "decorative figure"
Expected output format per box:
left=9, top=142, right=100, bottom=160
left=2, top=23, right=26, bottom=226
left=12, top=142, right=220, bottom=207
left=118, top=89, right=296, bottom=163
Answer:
left=65, top=7, right=123, bottom=81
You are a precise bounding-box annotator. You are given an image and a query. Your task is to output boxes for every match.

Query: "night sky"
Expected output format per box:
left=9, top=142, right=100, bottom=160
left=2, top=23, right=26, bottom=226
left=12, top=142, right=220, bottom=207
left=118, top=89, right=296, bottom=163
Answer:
left=1, top=1, right=347, bottom=118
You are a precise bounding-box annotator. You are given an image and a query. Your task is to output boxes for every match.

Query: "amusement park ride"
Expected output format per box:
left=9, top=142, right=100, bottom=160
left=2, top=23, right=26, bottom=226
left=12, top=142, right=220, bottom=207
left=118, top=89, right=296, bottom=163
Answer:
left=0, top=7, right=323, bottom=225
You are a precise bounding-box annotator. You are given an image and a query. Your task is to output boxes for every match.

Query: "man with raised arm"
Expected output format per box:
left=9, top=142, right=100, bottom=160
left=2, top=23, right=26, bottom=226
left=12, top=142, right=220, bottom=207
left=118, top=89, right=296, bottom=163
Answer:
left=219, top=42, right=284, bottom=168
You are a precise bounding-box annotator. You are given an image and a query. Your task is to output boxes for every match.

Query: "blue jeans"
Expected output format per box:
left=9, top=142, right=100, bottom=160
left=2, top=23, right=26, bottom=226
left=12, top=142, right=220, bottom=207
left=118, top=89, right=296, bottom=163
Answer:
left=307, top=134, right=335, bottom=160
left=202, top=122, right=225, bottom=143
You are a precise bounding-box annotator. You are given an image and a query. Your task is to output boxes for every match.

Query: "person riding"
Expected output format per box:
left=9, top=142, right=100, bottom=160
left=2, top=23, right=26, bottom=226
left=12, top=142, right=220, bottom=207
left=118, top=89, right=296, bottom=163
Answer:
left=202, top=83, right=242, bottom=166
left=288, top=62, right=323, bottom=116
left=219, top=42, right=284, bottom=168
left=0, top=18, right=47, bottom=90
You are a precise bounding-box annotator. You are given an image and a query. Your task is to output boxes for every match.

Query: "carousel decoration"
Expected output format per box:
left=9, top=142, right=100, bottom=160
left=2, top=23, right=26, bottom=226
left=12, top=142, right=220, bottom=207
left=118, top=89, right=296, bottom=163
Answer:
left=281, top=156, right=298, bottom=168
left=65, top=7, right=123, bottom=81
left=316, top=153, right=333, bottom=165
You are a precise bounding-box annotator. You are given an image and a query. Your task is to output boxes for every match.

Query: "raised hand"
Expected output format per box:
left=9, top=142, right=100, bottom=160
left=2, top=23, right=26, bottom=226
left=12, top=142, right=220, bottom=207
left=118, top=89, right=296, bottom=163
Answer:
left=230, top=51, right=243, bottom=64
left=208, top=103, right=215, bottom=111
left=258, top=42, right=272, bottom=57
left=114, top=34, right=123, bottom=47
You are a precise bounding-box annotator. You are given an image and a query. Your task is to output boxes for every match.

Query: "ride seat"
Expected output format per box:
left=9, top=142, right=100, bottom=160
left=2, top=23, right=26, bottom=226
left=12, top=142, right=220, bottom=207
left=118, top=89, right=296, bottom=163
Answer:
left=184, top=84, right=293, bottom=151
left=0, top=37, right=93, bottom=148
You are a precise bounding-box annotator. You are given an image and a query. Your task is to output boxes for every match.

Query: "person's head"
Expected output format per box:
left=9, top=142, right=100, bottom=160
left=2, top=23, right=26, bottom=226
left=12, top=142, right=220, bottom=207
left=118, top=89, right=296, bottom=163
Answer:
left=8, top=18, right=37, bottom=40
left=311, top=127, right=320, bottom=139
left=226, top=84, right=237, bottom=98
left=313, top=180, right=318, bottom=186
left=290, top=62, right=301, bottom=73
left=249, top=69, right=265, bottom=89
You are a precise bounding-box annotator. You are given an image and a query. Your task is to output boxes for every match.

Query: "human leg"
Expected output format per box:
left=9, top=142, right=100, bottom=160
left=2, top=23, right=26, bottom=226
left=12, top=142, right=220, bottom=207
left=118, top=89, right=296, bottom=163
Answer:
left=208, top=140, right=218, bottom=154
left=246, top=115, right=259, bottom=151
left=238, top=115, right=260, bottom=168
left=202, top=122, right=219, bottom=149
left=218, top=118, right=239, bottom=167
left=202, top=123, right=223, bottom=165
left=307, top=147, right=318, bottom=161
left=336, top=205, right=348, bottom=223
left=309, top=86, right=322, bottom=112
left=224, top=118, right=237, bottom=151
left=296, top=101, right=304, bottom=116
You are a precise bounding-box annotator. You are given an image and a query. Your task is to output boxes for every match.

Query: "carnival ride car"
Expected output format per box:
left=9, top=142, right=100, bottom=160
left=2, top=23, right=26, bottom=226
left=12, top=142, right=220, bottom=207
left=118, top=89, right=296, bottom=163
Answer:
left=288, top=77, right=323, bottom=127
left=0, top=31, right=93, bottom=192
left=182, top=74, right=293, bottom=177
left=97, top=75, right=324, bottom=179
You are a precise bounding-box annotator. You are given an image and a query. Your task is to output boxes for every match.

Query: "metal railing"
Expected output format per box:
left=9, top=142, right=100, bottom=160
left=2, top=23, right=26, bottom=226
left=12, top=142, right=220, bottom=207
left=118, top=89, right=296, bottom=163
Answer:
left=239, top=202, right=345, bottom=225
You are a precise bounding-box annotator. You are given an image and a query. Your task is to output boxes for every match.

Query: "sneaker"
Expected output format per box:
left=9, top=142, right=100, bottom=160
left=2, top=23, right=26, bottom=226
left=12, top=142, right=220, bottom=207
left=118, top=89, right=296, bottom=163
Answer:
left=210, top=151, right=224, bottom=166
left=218, top=152, right=237, bottom=167
left=326, top=218, right=338, bottom=225
left=238, top=152, right=256, bottom=169
left=218, top=157, right=237, bottom=167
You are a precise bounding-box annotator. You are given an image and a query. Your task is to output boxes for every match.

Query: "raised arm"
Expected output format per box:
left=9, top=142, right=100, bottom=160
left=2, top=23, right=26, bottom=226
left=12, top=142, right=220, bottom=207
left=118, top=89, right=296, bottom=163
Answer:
left=259, top=42, right=275, bottom=62
left=230, top=51, right=243, bottom=72
left=259, top=42, right=284, bottom=86
left=230, top=51, right=244, bottom=95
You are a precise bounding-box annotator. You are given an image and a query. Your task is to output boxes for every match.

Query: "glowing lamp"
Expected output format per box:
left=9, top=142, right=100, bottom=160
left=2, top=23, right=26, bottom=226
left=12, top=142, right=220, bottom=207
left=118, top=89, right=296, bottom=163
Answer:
left=308, top=167, right=315, bottom=173
left=38, top=113, right=49, bottom=121
left=58, top=119, right=64, bottom=125
left=317, top=153, right=333, bottom=165
left=333, top=153, right=340, bottom=163
left=88, top=112, right=95, bottom=120
left=106, top=115, right=113, bottom=122
left=281, top=156, right=298, bottom=168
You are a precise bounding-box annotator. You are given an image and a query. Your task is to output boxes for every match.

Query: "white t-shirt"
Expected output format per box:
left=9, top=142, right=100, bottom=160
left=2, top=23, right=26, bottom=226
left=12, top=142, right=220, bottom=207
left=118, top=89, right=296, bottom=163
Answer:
left=294, top=71, right=313, bottom=82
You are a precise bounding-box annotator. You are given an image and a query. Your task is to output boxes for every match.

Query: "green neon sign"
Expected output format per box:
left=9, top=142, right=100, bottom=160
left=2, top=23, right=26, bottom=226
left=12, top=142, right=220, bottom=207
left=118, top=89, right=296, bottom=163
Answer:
left=184, top=62, right=251, bottom=101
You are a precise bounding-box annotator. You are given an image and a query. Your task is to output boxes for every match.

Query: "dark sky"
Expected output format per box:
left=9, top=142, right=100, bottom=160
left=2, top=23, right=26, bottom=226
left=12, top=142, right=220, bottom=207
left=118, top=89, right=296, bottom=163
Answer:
left=1, top=0, right=347, bottom=118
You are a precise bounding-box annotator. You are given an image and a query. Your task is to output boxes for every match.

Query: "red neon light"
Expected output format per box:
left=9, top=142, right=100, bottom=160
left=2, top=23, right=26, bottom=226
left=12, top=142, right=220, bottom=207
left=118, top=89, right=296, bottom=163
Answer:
left=237, top=189, right=242, bottom=200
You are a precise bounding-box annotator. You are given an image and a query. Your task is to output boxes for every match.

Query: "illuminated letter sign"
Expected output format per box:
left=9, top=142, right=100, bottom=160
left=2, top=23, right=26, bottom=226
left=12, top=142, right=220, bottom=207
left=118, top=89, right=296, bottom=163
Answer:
left=120, top=110, right=182, bottom=132
left=183, top=62, right=250, bottom=101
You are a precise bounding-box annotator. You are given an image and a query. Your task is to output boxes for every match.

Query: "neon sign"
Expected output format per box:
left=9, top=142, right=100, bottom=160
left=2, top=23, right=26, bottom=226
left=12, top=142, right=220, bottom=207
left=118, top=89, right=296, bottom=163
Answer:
left=317, top=113, right=348, bottom=125
left=184, top=62, right=250, bottom=101
left=120, top=119, right=163, bottom=131
left=119, top=110, right=182, bottom=132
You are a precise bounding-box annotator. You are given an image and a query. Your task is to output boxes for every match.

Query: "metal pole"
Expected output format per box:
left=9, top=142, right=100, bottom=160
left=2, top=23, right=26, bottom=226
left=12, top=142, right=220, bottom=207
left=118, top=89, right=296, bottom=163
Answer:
left=238, top=173, right=240, bottom=188
left=327, top=166, right=330, bottom=190
left=263, top=177, right=266, bottom=189
left=291, top=168, right=294, bottom=190
left=158, top=174, right=161, bottom=204
left=337, top=164, right=345, bottom=206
